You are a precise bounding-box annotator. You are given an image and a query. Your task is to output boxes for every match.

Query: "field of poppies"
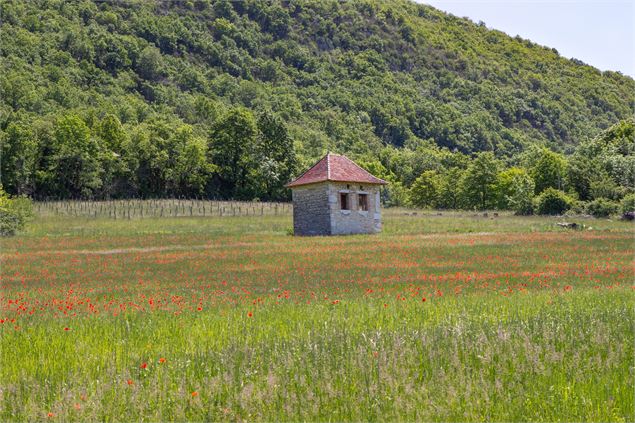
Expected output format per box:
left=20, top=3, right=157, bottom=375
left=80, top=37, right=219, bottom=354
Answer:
left=1, top=210, right=633, bottom=422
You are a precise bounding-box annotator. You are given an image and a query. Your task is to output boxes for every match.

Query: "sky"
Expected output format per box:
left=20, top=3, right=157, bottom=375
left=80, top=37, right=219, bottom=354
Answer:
left=420, top=1, right=634, bottom=77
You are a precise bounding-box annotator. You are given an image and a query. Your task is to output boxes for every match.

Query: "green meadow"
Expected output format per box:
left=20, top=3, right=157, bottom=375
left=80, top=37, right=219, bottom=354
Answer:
left=0, top=210, right=633, bottom=421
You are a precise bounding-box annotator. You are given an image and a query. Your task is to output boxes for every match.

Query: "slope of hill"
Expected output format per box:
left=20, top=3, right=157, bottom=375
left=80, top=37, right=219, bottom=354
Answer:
left=1, top=0, right=633, bottom=200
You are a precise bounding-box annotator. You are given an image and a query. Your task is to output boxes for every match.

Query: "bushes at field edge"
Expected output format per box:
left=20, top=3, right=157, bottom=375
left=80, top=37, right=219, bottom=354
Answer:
left=534, top=188, right=572, bottom=215
left=0, top=187, right=33, bottom=236
left=586, top=198, right=619, bottom=218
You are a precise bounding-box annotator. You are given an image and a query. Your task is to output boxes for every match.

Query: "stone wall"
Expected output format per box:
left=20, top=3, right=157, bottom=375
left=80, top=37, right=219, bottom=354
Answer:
left=327, top=182, right=382, bottom=235
left=291, top=183, right=331, bottom=236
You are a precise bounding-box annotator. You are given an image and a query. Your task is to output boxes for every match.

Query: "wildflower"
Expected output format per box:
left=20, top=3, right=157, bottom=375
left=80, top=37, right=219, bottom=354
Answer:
left=74, top=403, right=81, bottom=410
left=64, top=327, right=70, bottom=331
left=421, top=297, right=426, bottom=302
left=191, top=391, right=199, bottom=397
left=47, top=412, right=55, bottom=418
left=159, top=357, right=166, bottom=364
left=197, top=307, right=202, bottom=311
left=247, top=311, right=253, bottom=317
left=140, top=362, right=148, bottom=369
left=127, top=379, right=134, bottom=385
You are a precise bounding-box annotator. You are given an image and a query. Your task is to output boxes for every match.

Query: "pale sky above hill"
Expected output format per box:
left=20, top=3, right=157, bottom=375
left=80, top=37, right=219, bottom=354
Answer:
left=420, top=1, right=634, bottom=77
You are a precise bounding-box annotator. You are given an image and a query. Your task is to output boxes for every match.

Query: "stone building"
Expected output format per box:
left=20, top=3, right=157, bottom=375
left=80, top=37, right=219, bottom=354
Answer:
left=286, top=153, right=387, bottom=236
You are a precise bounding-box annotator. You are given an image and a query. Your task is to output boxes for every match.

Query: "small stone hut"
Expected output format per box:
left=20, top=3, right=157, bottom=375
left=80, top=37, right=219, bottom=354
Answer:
left=286, top=153, right=387, bottom=236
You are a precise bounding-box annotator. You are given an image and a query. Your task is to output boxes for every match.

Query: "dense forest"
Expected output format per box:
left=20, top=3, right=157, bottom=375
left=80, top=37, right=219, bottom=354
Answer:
left=1, top=0, right=633, bottom=214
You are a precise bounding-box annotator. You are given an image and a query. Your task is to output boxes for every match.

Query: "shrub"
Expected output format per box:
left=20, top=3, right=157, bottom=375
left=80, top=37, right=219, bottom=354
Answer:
left=0, top=188, right=34, bottom=237
left=620, top=193, right=635, bottom=214
left=586, top=198, right=619, bottom=218
left=566, top=200, right=586, bottom=215
left=534, top=188, right=572, bottom=215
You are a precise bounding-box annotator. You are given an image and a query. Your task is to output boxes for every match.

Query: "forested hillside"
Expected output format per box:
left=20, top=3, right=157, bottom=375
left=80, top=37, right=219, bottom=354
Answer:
left=1, top=0, right=633, bottom=208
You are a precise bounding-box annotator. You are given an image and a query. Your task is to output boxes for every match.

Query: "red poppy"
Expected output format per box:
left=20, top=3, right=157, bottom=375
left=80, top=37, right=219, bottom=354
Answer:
left=159, top=357, right=166, bottom=364
left=127, top=379, right=134, bottom=385
left=247, top=311, right=253, bottom=317
left=191, top=391, right=199, bottom=397
left=140, top=362, right=148, bottom=369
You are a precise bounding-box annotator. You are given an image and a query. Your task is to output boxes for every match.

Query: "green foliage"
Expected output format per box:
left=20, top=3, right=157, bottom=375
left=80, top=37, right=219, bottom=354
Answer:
left=40, top=113, right=103, bottom=198
left=528, top=148, right=567, bottom=194
left=534, top=188, right=572, bottom=215
left=586, top=198, right=619, bottom=218
left=0, top=0, right=633, bottom=203
left=460, top=152, right=499, bottom=210
left=496, top=167, right=535, bottom=215
left=136, top=46, right=164, bottom=81
left=436, top=167, right=464, bottom=210
left=570, top=118, right=635, bottom=202
left=209, top=107, right=259, bottom=199
left=255, top=110, right=297, bottom=200
left=408, top=170, right=440, bottom=208
left=619, top=193, right=635, bottom=214
left=0, top=186, right=33, bottom=236
left=0, top=117, right=39, bottom=195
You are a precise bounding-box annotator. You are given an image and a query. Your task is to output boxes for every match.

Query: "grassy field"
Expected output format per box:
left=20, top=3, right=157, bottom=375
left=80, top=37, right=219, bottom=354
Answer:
left=0, top=209, right=633, bottom=421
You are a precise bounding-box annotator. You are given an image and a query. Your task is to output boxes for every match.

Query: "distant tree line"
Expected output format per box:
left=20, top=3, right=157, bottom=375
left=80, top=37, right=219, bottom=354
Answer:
left=1, top=108, right=296, bottom=201
left=364, top=119, right=634, bottom=216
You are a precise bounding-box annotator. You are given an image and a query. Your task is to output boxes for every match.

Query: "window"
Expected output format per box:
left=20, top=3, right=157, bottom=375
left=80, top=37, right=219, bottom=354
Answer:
left=340, top=192, right=349, bottom=210
left=358, top=193, right=368, bottom=211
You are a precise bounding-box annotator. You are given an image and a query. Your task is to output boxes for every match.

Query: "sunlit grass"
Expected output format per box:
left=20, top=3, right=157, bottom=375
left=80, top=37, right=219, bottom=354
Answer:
left=0, top=212, right=633, bottom=421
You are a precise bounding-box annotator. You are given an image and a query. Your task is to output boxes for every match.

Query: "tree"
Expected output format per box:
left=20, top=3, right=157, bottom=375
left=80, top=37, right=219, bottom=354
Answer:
left=437, top=167, right=464, bottom=209
left=495, top=168, right=535, bottom=214
left=0, top=119, right=39, bottom=195
left=39, top=114, right=102, bottom=198
left=566, top=155, right=595, bottom=201
left=169, top=126, right=215, bottom=197
left=495, top=167, right=534, bottom=211
left=208, top=108, right=258, bottom=199
left=136, top=46, right=164, bottom=81
left=97, top=114, right=127, bottom=152
left=460, top=152, right=499, bottom=210
left=95, top=114, right=134, bottom=197
left=409, top=170, right=440, bottom=208
left=255, top=110, right=296, bottom=200
left=127, top=124, right=167, bottom=197
left=529, top=148, right=567, bottom=194
left=589, top=170, right=620, bottom=201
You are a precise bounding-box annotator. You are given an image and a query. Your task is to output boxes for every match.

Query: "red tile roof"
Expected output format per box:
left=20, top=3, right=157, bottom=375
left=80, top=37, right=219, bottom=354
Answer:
left=286, top=153, right=387, bottom=188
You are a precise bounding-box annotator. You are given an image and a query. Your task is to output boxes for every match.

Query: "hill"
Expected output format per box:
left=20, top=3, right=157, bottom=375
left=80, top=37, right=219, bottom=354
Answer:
left=1, top=0, right=633, bottom=201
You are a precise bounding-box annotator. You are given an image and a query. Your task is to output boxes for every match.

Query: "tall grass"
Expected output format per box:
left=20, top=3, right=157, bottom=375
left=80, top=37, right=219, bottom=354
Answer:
left=0, top=211, right=633, bottom=421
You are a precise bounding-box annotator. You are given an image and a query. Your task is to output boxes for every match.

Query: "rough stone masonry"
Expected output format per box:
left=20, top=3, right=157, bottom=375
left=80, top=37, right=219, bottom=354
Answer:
left=286, top=153, right=387, bottom=236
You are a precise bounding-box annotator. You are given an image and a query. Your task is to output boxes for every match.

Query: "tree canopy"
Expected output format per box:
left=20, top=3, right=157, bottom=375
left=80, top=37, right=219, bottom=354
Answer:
left=0, top=0, right=633, bottom=211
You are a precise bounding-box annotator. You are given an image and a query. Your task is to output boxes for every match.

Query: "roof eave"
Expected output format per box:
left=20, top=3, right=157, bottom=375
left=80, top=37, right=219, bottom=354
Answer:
left=286, top=178, right=388, bottom=188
